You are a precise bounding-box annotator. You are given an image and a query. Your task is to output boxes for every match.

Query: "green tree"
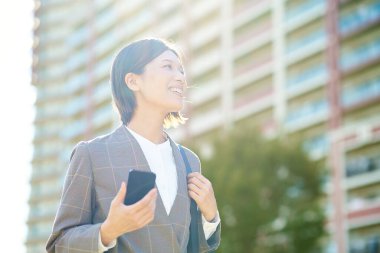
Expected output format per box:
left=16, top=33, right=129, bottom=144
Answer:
left=194, top=126, right=326, bottom=253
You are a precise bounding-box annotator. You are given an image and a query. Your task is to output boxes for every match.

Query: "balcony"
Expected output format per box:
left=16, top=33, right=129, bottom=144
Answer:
left=92, top=104, right=114, bottom=129
left=234, top=0, right=267, bottom=16
left=65, top=72, right=88, bottom=95
left=66, top=25, right=89, bottom=49
left=234, top=55, right=272, bottom=76
left=93, top=82, right=111, bottom=105
left=285, top=0, right=326, bottom=32
left=340, top=37, right=380, bottom=73
left=285, top=99, right=329, bottom=132
left=188, top=79, right=220, bottom=106
left=233, top=61, right=273, bottom=89
left=347, top=201, right=380, bottom=228
left=233, top=89, right=273, bottom=121
left=94, top=5, right=117, bottom=34
left=189, top=107, right=222, bottom=136
left=234, top=0, right=270, bottom=28
left=342, top=76, right=380, bottom=109
left=33, top=126, right=57, bottom=142
left=286, top=29, right=326, bottom=65
left=60, top=118, right=87, bottom=140
left=286, top=70, right=327, bottom=99
left=346, top=169, right=380, bottom=192
left=234, top=23, right=272, bottom=58
left=345, top=154, right=380, bottom=178
left=125, top=9, right=153, bottom=38
left=158, top=13, right=183, bottom=38
left=94, top=29, right=120, bottom=58
left=61, top=96, right=87, bottom=117
left=191, top=0, right=219, bottom=23
left=35, top=102, right=64, bottom=123
left=65, top=48, right=89, bottom=72
left=38, top=44, right=67, bottom=65
left=190, top=19, right=220, bottom=50
left=339, top=1, right=380, bottom=36
left=349, top=235, right=380, bottom=253
left=38, top=25, right=70, bottom=45
left=286, top=64, right=327, bottom=93
left=234, top=86, right=273, bottom=110
left=157, top=0, right=179, bottom=15
left=190, top=47, right=221, bottom=77
left=33, top=145, right=60, bottom=160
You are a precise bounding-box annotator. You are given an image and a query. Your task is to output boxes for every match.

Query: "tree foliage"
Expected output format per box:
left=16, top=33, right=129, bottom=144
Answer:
left=195, top=126, right=326, bottom=253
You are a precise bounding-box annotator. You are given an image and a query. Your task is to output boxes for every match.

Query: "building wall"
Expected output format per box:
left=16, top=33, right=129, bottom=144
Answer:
left=29, top=0, right=380, bottom=252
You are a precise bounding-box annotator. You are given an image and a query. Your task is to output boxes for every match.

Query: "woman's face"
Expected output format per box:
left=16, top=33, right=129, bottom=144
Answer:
left=134, top=50, right=187, bottom=114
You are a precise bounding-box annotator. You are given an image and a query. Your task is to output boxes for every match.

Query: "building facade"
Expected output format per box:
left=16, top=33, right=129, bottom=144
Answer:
left=29, top=0, right=380, bottom=252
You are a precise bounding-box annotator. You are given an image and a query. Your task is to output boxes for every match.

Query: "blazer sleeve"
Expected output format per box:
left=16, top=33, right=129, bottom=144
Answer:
left=46, top=141, right=101, bottom=253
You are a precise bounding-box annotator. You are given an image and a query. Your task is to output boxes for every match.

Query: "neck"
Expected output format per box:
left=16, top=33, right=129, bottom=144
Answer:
left=126, top=106, right=168, bottom=144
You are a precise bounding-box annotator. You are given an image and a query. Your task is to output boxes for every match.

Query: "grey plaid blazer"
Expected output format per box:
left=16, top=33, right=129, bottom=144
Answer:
left=46, top=125, right=221, bottom=253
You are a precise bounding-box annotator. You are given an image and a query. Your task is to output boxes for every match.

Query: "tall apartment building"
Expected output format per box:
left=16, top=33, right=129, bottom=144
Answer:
left=29, top=0, right=380, bottom=252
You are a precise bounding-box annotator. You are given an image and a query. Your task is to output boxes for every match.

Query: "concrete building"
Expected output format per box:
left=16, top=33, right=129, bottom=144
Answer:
left=28, top=0, right=380, bottom=252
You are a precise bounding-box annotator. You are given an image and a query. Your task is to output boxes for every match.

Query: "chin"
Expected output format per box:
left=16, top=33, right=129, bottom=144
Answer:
left=166, top=101, right=183, bottom=112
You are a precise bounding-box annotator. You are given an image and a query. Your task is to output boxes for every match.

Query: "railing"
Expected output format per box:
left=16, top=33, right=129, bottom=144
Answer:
left=286, top=29, right=326, bottom=54
left=61, top=96, right=87, bottom=117
left=339, top=1, right=380, bottom=35
left=60, top=118, right=86, bottom=140
left=285, top=0, right=325, bottom=23
left=342, top=76, right=380, bottom=108
left=340, top=37, right=380, bottom=71
left=345, top=155, right=380, bottom=177
left=349, top=235, right=380, bottom=253
left=285, top=99, right=328, bottom=127
left=286, top=64, right=327, bottom=91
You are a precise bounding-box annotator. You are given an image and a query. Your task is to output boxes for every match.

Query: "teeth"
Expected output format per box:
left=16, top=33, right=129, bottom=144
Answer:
left=170, top=87, right=183, bottom=95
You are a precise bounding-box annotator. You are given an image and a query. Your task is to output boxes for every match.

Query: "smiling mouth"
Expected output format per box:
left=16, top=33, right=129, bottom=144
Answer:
left=169, top=87, right=183, bottom=97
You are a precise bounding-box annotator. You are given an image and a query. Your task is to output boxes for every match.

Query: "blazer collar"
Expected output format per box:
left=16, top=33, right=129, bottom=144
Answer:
left=115, top=124, right=187, bottom=194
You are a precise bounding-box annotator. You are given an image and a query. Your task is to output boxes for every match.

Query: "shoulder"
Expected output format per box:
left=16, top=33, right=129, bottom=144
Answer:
left=70, top=126, right=122, bottom=160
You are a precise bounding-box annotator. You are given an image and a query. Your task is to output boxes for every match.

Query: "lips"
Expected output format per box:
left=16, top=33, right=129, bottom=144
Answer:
left=169, top=87, right=184, bottom=96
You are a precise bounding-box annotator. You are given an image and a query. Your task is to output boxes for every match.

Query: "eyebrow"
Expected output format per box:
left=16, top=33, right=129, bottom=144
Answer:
left=162, top=59, right=185, bottom=70
left=162, top=59, right=178, bottom=63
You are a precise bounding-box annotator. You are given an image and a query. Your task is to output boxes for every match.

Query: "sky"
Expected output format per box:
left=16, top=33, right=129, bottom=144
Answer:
left=0, top=1, right=35, bottom=252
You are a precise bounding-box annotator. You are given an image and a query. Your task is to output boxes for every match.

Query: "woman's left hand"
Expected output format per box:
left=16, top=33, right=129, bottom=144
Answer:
left=187, top=172, right=218, bottom=222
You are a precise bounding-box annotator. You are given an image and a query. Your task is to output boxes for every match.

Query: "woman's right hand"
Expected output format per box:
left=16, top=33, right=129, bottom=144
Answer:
left=100, top=182, right=157, bottom=246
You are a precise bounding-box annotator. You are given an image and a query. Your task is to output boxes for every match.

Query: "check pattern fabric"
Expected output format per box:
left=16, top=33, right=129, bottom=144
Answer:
left=46, top=125, right=221, bottom=253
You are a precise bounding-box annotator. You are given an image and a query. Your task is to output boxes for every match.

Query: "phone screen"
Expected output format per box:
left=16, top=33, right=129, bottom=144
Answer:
left=124, top=169, right=156, bottom=205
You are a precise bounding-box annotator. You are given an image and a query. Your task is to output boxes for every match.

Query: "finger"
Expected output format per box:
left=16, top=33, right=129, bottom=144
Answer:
left=138, top=200, right=156, bottom=219
left=189, top=190, right=200, bottom=203
left=188, top=172, right=208, bottom=184
left=130, top=200, right=156, bottom=226
left=114, top=182, right=126, bottom=204
left=188, top=183, right=202, bottom=196
left=188, top=176, right=206, bottom=189
left=138, top=209, right=156, bottom=227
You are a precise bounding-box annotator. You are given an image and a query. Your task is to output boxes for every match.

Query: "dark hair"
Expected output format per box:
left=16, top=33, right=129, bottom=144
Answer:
left=110, top=38, right=186, bottom=128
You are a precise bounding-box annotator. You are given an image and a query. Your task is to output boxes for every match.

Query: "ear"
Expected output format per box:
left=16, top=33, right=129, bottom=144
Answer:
left=124, top=73, right=140, bottom=91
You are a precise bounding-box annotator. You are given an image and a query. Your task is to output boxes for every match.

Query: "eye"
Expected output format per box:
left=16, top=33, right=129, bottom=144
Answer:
left=163, top=64, right=172, bottom=69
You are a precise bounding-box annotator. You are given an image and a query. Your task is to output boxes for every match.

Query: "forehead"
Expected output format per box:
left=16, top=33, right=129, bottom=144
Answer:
left=153, top=50, right=182, bottom=65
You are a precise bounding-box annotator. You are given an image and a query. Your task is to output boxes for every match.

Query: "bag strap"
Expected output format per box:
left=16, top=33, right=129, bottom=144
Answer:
left=178, top=144, right=200, bottom=253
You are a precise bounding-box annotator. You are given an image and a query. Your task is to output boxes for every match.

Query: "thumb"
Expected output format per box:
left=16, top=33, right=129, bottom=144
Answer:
left=114, top=181, right=126, bottom=204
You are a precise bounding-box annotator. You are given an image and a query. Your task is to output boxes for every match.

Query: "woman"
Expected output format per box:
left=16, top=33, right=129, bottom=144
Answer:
left=46, top=38, right=221, bottom=253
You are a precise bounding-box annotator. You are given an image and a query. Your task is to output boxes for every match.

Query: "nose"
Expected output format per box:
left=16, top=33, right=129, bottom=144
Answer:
left=175, top=70, right=186, bottom=85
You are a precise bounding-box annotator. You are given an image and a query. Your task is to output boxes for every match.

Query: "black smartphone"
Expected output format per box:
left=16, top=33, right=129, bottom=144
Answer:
left=124, top=169, right=156, bottom=205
